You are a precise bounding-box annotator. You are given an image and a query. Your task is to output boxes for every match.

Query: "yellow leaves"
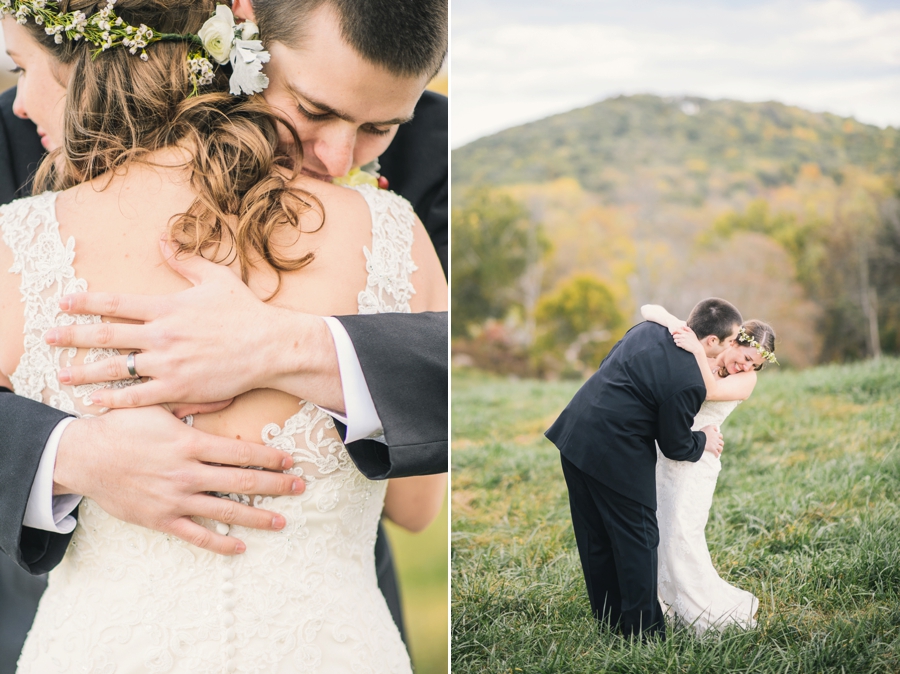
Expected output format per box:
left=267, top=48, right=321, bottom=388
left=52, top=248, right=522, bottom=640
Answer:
left=792, top=126, right=819, bottom=142
left=799, top=163, right=822, bottom=181
left=686, top=158, right=709, bottom=174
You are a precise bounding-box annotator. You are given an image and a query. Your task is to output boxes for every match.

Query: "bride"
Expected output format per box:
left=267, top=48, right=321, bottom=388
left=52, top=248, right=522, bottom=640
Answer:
left=0, top=1, right=446, bottom=672
left=642, top=304, right=776, bottom=635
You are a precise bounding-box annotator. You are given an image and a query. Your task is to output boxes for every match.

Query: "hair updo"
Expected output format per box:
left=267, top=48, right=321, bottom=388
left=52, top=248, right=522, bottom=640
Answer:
left=738, top=319, right=776, bottom=371
left=29, top=0, right=320, bottom=290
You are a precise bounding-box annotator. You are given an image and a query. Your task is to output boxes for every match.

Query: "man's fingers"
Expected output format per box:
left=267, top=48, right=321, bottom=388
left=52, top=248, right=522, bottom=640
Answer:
left=160, top=238, right=235, bottom=287
left=199, top=464, right=303, bottom=497
left=59, top=292, right=160, bottom=322
left=192, top=436, right=294, bottom=472
left=88, top=379, right=171, bottom=408
left=46, top=322, right=148, bottom=351
left=166, top=516, right=246, bottom=555
left=60, top=352, right=150, bottom=387
left=187, top=494, right=288, bottom=532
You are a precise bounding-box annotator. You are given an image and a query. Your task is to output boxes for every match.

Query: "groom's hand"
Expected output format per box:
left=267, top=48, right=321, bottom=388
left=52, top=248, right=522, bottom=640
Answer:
left=53, top=406, right=303, bottom=555
left=47, top=240, right=344, bottom=413
left=701, top=424, right=723, bottom=458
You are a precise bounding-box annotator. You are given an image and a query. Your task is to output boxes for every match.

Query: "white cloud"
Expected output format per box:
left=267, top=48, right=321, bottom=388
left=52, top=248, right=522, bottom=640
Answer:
left=451, top=0, right=900, bottom=146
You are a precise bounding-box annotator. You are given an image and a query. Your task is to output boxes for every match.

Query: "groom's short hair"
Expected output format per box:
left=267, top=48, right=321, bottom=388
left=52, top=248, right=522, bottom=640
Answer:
left=687, top=298, right=743, bottom=342
left=254, top=0, right=448, bottom=78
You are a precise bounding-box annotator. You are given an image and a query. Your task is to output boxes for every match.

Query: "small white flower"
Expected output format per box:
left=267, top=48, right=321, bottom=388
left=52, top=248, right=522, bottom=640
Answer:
left=228, top=38, right=270, bottom=95
left=239, top=20, right=259, bottom=40
left=198, top=4, right=235, bottom=64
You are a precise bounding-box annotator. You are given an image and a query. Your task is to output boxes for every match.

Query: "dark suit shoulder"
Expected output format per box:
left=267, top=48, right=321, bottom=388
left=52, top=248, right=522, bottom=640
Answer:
left=600, top=321, right=704, bottom=398
left=378, top=91, right=447, bottom=272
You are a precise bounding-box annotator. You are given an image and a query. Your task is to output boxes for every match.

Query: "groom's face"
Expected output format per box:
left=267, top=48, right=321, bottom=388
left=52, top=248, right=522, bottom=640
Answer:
left=702, top=325, right=740, bottom=358
left=251, top=5, right=430, bottom=180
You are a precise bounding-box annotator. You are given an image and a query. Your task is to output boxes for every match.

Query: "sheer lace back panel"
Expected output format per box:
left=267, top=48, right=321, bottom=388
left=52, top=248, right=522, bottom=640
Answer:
left=6, top=185, right=420, bottom=673
left=0, top=192, right=137, bottom=417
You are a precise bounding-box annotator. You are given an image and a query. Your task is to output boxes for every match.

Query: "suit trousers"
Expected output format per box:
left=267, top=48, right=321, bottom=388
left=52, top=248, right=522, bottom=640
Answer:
left=560, top=455, right=665, bottom=640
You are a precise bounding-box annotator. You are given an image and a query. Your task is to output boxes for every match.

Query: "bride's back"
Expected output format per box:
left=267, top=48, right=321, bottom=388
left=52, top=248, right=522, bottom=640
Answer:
left=47, top=156, right=385, bottom=442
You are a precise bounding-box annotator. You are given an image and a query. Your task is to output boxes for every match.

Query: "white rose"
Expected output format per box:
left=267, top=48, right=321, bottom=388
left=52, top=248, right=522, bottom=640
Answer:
left=198, top=5, right=235, bottom=64
left=240, top=21, right=259, bottom=40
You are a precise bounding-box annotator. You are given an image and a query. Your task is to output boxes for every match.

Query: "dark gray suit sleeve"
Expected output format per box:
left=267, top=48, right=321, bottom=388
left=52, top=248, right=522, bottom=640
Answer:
left=657, top=384, right=707, bottom=463
left=0, top=389, right=74, bottom=574
left=333, top=312, right=447, bottom=479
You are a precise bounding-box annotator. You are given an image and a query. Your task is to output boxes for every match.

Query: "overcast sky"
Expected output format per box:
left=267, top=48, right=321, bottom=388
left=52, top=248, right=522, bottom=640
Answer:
left=451, top=0, right=900, bottom=147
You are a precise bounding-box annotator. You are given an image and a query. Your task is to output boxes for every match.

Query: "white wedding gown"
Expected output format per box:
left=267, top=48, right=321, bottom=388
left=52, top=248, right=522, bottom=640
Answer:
left=656, top=399, right=759, bottom=635
left=2, top=185, right=417, bottom=673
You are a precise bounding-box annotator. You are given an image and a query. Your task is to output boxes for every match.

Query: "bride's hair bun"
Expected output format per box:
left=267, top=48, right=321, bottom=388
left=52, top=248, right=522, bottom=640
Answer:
left=31, top=0, right=321, bottom=290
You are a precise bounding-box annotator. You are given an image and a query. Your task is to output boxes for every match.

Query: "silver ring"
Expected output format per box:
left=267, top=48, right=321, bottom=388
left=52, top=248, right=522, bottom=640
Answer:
left=126, top=351, right=140, bottom=379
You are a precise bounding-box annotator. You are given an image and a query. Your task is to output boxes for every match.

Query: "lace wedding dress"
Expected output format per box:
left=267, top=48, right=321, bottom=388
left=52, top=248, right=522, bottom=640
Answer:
left=656, top=399, right=759, bottom=635
left=2, top=185, right=417, bottom=674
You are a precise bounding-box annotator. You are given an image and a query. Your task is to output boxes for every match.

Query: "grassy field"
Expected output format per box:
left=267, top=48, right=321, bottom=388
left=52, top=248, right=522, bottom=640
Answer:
left=451, top=358, right=900, bottom=673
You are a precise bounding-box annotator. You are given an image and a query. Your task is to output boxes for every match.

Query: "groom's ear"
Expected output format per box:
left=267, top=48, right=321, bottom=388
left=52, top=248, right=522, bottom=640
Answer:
left=231, top=0, right=257, bottom=22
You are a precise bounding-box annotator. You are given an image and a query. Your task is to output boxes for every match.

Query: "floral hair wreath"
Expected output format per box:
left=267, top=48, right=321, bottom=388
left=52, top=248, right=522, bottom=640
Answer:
left=737, top=326, right=778, bottom=365
left=0, top=0, right=270, bottom=95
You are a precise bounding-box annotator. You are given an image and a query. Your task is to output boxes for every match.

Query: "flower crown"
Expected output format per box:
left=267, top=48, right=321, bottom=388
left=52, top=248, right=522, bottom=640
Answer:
left=737, top=326, right=778, bottom=365
left=0, top=0, right=270, bottom=95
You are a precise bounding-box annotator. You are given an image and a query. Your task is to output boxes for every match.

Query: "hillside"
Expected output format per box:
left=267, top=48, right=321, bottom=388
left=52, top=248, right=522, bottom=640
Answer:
left=452, top=94, right=899, bottom=207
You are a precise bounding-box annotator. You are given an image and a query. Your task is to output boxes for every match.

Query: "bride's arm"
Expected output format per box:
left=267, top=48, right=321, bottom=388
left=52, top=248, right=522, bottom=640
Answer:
left=409, top=215, right=449, bottom=313
left=383, top=474, right=447, bottom=532
left=641, top=304, right=686, bottom=333
left=671, top=327, right=758, bottom=401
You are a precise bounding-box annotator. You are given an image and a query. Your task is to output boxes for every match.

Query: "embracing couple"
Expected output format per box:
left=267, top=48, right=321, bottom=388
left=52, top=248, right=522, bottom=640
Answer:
left=0, top=0, right=446, bottom=671
left=546, top=298, right=777, bottom=639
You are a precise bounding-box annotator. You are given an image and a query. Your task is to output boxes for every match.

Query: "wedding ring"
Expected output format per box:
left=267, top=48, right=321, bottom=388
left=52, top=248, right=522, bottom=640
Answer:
left=126, top=351, right=141, bottom=379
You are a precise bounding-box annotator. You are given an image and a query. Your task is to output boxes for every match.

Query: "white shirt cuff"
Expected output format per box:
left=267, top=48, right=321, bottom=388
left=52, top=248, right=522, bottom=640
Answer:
left=23, top=417, right=82, bottom=534
left=321, top=316, right=384, bottom=443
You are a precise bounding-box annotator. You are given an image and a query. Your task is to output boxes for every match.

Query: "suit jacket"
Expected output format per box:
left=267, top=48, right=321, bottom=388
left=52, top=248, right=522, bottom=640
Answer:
left=0, top=86, right=448, bottom=572
left=545, top=321, right=707, bottom=510
left=379, top=90, right=448, bottom=274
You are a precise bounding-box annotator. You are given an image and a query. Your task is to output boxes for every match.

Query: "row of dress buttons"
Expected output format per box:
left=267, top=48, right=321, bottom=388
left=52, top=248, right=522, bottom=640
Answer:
left=217, top=523, right=237, bottom=673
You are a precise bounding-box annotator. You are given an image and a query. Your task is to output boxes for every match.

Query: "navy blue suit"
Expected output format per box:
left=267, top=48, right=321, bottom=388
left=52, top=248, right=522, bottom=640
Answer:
left=546, top=321, right=706, bottom=638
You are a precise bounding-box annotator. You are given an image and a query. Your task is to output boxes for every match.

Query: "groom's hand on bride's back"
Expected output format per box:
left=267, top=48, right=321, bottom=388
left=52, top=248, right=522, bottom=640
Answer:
left=45, top=240, right=345, bottom=413
left=54, top=406, right=303, bottom=555
left=701, top=424, right=724, bottom=458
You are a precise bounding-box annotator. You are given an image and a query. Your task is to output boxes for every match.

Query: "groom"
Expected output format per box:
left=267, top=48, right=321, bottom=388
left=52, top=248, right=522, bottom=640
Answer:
left=0, top=0, right=445, bottom=669
left=545, top=298, right=742, bottom=639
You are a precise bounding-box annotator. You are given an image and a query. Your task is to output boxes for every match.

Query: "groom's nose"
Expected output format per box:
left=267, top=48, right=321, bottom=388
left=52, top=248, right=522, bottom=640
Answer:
left=313, top=126, right=357, bottom=178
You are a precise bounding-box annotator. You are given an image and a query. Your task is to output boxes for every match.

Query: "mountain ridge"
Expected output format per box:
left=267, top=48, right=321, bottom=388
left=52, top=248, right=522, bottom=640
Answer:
left=451, top=94, right=900, bottom=202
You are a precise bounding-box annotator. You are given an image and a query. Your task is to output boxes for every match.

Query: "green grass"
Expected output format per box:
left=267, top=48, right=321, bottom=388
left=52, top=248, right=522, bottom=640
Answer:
left=451, top=359, right=900, bottom=673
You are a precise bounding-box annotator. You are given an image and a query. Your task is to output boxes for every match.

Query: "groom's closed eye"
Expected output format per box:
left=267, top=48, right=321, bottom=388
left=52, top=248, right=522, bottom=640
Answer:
left=297, top=103, right=332, bottom=121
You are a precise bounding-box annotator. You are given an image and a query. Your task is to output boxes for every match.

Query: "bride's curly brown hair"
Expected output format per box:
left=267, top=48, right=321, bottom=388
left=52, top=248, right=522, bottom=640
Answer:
left=30, top=0, right=321, bottom=291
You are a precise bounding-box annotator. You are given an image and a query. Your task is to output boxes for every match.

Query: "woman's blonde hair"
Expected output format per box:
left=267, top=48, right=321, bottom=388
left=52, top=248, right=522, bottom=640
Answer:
left=31, top=0, right=321, bottom=290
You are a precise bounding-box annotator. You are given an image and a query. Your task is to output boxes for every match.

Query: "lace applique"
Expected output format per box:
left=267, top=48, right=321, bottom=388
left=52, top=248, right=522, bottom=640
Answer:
left=0, top=193, right=136, bottom=418
left=353, top=184, right=417, bottom=314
